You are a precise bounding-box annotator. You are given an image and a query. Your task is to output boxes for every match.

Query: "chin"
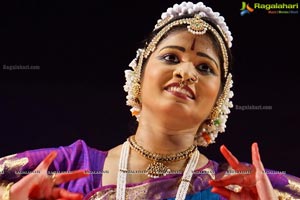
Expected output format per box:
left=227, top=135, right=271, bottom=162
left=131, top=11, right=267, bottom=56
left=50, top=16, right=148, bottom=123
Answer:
left=159, top=103, right=194, bottom=118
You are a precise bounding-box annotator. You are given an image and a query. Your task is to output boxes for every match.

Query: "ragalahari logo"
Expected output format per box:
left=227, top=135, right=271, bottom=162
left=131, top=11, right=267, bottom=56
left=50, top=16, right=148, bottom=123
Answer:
left=240, top=2, right=254, bottom=16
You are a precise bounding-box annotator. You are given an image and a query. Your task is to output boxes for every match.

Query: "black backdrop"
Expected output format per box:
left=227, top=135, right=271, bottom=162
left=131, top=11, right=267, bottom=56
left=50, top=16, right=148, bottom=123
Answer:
left=1, top=0, right=299, bottom=177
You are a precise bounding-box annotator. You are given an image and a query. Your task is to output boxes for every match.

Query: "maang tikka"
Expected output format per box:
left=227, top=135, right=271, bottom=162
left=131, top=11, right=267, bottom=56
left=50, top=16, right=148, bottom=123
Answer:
left=123, top=2, right=234, bottom=146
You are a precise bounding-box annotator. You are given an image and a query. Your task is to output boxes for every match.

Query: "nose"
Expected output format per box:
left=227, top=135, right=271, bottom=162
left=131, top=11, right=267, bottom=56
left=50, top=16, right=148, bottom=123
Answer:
left=173, top=63, right=199, bottom=86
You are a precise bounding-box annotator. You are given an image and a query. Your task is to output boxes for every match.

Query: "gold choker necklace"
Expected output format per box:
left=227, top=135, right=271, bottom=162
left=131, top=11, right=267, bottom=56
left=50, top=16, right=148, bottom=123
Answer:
left=127, top=135, right=197, bottom=178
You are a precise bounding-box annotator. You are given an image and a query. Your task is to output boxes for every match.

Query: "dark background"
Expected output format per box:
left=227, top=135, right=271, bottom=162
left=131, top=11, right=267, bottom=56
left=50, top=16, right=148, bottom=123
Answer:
left=1, top=0, right=299, bottom=176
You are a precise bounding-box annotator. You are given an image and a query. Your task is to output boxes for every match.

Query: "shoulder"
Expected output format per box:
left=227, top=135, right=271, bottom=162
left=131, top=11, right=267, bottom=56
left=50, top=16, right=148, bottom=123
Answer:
left=66, top=139, right=107, bottom=155
left=104, top=144, right=123, bottom=162
left=19, top=139, right=108, bottom=161
left=196, top=153, right=219, bottom=172
left=101, top=144, right=123, bottom=170
left=58, top=139, right=108, bottom=163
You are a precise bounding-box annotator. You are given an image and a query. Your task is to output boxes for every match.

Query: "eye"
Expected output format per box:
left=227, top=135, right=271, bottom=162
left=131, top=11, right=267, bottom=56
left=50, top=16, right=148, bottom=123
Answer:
left=161, top=54, right=180, bottom=64
left=196, top=64, right=215, bottom=75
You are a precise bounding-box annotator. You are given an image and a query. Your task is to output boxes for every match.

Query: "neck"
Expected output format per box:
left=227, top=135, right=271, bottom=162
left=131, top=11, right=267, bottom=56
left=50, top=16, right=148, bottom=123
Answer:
left=134, top=120, right=197, bottom=154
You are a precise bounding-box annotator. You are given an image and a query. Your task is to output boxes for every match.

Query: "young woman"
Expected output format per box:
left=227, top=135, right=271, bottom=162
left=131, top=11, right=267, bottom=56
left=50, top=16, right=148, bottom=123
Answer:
left=1, top=1, right=299, bottom=199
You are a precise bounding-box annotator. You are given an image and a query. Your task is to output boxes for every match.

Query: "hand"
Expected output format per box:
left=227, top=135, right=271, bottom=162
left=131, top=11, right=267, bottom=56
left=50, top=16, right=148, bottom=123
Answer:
left=10, top=151, right=88, bottom=200
left=209, top=142, right=277, bottom=200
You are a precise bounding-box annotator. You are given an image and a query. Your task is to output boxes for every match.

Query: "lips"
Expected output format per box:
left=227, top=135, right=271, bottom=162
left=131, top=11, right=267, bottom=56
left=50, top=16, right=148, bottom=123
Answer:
left=164, top=83, right=195, bottom=100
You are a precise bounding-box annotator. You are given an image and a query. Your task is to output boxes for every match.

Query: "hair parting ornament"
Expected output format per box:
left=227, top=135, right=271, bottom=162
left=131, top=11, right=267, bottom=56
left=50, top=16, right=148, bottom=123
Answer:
left=123, top=1, right=234, bottom=147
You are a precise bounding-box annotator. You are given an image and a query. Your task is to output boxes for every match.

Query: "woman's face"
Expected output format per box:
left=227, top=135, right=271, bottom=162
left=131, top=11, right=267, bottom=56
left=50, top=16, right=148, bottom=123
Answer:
left=140, top=30, right=221, bottom=129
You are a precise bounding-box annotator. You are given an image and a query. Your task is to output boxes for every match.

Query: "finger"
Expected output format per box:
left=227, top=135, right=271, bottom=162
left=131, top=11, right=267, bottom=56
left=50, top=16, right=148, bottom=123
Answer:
left=211, top=186, right=231, bottom=198
left=209, top=174, right=247, bottom=187
left=54, top=170, right=89, bottom=185
left=220, top=145, right=240, bottom=169
left=52, top=187, right=83, bottom=200
left=251, top=143, right=277, bottom=199
left=37, top=151, right=58, bottom=170
left=251, top=142, right=264, bottom=172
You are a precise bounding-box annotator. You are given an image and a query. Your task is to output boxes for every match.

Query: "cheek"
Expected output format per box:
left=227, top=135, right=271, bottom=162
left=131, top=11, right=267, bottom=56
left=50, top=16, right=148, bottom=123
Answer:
left=140, top=59, right=170, bottom=94
left=208, top=79, right=221, bottom=99
left=197, top=77, right=221, bottom=107
left=144, top=66, right=160, bottom=82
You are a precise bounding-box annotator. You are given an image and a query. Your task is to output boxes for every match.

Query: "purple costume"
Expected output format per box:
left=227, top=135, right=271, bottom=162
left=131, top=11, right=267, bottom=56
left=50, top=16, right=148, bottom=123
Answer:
left=1, top=140, right=299, bottom=199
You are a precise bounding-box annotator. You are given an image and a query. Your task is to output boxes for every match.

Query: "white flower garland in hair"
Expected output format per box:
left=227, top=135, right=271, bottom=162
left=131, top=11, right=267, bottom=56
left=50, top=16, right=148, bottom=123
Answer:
left=123, top=49, right=143, bottom=120
left=155, top=1, right=233, bottom=48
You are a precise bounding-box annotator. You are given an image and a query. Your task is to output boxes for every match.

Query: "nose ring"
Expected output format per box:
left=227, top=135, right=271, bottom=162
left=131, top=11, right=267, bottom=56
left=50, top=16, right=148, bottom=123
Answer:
left=188, top=74, right=199, bottom=84
left=179, top=81, right=185, bottom=88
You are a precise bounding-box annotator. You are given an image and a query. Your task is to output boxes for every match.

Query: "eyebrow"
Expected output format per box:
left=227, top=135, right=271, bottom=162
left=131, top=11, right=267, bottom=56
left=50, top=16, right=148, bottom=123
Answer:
left=159, top=45, right=186, bottom=52
left=159, top=45, right=219, bottom=68
left=196, top=52, right=219, bottom=69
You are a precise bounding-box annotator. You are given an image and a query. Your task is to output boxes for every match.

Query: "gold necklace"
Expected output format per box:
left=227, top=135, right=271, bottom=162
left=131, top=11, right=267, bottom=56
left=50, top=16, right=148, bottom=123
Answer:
left=127, top=135, right=197, bottom=178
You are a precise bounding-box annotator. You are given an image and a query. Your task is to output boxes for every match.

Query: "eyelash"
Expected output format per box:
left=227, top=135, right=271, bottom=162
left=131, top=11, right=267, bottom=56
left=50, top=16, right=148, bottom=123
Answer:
left=160, top=53, right=216, bottom=75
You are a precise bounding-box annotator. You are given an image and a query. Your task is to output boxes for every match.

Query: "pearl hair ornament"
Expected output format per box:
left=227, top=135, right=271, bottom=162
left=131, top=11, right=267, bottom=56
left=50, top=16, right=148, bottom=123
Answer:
left=123, top=1, right=234, bottom=146
left=155, top=1, right=233, bottom=48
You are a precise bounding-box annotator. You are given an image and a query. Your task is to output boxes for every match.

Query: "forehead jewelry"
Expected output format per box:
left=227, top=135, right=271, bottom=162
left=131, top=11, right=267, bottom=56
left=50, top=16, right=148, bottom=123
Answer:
left=145, top=14, right=229, bottom=76
left=154, top=2, right=233, bottom=48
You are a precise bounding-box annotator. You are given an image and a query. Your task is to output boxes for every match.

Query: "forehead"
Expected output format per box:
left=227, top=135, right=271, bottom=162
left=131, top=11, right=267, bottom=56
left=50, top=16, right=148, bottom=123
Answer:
left=156, top=29, right=216, bottom=52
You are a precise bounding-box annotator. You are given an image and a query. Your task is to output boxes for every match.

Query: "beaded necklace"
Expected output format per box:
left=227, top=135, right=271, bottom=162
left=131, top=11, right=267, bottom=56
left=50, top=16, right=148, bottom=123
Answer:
left=116, top=140, right=200, bottom=200
left=128, top=135, right=197, bottom=178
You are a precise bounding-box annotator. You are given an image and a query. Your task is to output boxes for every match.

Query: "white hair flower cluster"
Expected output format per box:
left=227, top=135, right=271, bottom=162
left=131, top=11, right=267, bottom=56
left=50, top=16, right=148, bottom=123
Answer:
left=155, top=1, right=233, bottom=48
left=123, top=49, right=143, bottom=120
